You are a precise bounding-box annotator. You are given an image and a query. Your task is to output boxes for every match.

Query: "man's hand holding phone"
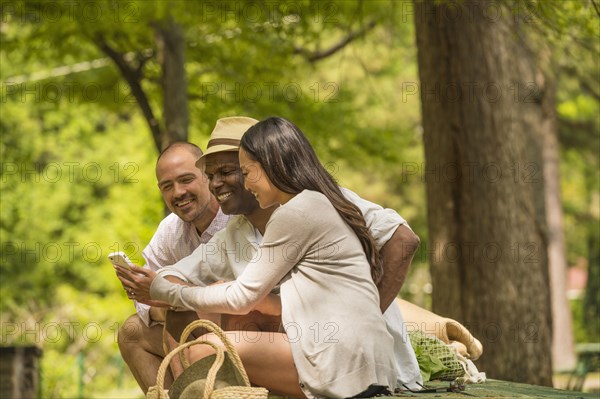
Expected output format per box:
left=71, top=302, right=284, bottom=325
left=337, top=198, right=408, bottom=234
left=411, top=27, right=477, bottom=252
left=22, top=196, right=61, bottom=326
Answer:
left=108, top=251, right=137, bottom=271
left=110, top=252, right=165, bottom=307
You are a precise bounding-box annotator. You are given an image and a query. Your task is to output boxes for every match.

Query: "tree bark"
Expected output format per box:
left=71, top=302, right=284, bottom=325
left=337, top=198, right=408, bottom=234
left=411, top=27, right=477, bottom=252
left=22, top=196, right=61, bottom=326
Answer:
left=413, top=0, right=553, bottom=385
left=154, top=18, right=188, bottom=150
left=584, top=191, right=600, bottom=338
left=538, top=52, right=576, bottom=371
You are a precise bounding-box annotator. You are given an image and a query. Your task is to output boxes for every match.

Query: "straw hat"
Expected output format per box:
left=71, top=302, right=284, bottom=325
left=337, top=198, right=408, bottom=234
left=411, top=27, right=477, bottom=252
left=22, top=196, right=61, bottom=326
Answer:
left=196, top=116, right=259, bottom=167
left=168, top=354, right=247, bottom=399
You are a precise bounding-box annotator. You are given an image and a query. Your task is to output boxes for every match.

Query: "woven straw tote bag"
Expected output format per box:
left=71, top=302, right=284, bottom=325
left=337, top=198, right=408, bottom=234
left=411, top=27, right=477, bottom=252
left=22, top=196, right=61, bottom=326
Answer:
left=147, top=319, right=269, bottom=399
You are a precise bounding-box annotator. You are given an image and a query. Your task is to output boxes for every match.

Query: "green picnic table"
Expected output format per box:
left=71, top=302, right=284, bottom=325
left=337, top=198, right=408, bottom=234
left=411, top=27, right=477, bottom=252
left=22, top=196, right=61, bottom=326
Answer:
left=268, top=379, right=596, bottom=398
left=375, top=379, right=597, bottom=398
left=565, top=343, right=600, bottom=391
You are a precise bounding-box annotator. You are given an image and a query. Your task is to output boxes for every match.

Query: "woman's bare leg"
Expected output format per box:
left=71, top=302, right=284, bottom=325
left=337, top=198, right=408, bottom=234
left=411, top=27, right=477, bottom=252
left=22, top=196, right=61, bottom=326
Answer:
left=188, top=331, right=306, bottom=398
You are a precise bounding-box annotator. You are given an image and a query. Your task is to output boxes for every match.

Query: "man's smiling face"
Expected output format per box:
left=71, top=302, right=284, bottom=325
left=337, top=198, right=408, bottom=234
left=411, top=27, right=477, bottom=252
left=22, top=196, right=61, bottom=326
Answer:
left=156, top=147, right=213, bottom=223
left=203, top=151, right=259, bottom=216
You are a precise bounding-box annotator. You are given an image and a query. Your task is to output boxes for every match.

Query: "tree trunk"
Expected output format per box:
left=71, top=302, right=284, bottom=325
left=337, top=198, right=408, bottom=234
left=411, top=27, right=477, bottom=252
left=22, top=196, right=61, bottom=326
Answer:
left=584, top=199, right=600, bottom=338
left=413, top=0, right=553, bottom=385
left=154, top=18, right=189, bottom=150
left=538, top=55, right=576, bottom=371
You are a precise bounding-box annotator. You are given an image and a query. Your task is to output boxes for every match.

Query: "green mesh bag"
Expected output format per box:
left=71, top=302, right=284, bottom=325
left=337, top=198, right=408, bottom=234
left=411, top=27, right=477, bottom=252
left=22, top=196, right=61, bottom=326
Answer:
left=408, top=330, right=464, bottom=381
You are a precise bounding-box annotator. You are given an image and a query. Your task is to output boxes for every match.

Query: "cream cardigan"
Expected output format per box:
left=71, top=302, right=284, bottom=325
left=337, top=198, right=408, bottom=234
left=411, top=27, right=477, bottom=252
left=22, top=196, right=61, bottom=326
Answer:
left=151, top=190, right=397, bottom=398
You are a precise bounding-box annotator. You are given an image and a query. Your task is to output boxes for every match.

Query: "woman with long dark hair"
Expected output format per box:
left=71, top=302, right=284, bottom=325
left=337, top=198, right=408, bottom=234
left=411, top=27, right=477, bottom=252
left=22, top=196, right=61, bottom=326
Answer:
left=150, top=117, right=397, bottom=398
left=239, top=117, right=383, bottom=285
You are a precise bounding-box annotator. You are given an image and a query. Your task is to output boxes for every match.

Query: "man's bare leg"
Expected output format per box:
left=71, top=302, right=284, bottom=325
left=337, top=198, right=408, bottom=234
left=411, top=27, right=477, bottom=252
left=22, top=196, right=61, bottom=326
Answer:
left=118, top=311, right=202, bottom=393
left=118, top=314, right=170, bottom=394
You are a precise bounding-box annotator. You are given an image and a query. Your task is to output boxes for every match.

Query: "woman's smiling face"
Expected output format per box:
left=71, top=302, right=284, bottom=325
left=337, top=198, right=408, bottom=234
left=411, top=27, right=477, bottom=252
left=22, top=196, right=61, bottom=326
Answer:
left=238, top=148, right=282, bottom=209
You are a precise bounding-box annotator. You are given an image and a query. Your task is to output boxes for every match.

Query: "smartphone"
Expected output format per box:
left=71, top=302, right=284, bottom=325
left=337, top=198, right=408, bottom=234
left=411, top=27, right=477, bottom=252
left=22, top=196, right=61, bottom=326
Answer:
left=108, top=251, right=138, bottom=271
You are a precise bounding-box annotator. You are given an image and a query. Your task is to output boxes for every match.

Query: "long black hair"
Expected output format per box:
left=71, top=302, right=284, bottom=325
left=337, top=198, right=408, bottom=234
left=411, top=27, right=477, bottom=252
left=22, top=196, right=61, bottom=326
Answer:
left=240, top=117, right=383, bottom=284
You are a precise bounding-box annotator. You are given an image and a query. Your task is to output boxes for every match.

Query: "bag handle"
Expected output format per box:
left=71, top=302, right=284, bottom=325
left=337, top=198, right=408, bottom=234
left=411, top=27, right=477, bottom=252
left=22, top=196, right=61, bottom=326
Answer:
left=162, top=320, right=170, bottom=356
left=178, top=319, right=251, bottom=387
left=148, top=337, right=225, bottom=399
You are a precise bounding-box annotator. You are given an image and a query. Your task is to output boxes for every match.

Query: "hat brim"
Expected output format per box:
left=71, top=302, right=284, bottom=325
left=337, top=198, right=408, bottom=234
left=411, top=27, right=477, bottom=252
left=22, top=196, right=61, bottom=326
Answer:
left=196, top=146, right=240, bottom=168
left=168, top=354, right=247, bottom=399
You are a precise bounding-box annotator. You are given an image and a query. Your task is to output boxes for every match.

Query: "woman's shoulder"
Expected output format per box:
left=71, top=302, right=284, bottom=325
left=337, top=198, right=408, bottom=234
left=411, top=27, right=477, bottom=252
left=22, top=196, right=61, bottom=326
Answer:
left=271, top=190, right=330, bottom=221
left=267, top=190, right=333, bottom=237
left=281, top=190, right=330, bottom=214
left=294, top=189, right=329, bottom=204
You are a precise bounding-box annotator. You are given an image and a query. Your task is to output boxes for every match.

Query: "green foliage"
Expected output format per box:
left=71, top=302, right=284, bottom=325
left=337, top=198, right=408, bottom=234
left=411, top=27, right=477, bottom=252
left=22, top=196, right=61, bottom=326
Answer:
left=0, top=101, right=157, bottom=310
left=583, top=220, right=600, bottom=341
left=0, top=99, right=157, bottom=395
left=571, top=297, right=600, bottom=344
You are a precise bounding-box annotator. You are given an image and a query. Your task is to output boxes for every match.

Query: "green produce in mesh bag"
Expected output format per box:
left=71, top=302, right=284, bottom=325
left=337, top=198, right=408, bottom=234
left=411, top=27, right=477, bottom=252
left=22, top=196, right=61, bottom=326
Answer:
left=409, top=330, right=464, bottom=382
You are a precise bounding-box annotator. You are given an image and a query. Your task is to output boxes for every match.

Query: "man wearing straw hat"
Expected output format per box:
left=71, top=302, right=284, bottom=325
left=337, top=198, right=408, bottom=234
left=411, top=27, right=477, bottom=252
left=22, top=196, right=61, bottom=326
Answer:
left=118, top=116, right=423, bottom=392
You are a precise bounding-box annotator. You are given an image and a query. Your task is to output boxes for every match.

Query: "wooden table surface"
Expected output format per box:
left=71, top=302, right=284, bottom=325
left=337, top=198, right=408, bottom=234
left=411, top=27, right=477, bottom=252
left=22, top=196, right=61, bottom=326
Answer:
left=376, top=379, right=597, bottom=398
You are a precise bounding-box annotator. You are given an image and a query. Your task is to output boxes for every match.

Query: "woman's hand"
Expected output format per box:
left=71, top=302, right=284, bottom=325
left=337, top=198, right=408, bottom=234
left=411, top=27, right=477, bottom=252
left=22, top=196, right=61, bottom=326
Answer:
left=115, top=265, right=159, bottom=304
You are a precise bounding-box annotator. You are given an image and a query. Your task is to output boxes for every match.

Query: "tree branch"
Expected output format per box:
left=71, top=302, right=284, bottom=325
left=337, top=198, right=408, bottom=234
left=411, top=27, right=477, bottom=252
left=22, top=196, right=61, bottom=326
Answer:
left=294, top=20, right=377, bottom=63
left=591, top=0, right=600, bottom=18
left=133, top=49, right=155, bottom=77
left=94, top=35, right=162, bottom=153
